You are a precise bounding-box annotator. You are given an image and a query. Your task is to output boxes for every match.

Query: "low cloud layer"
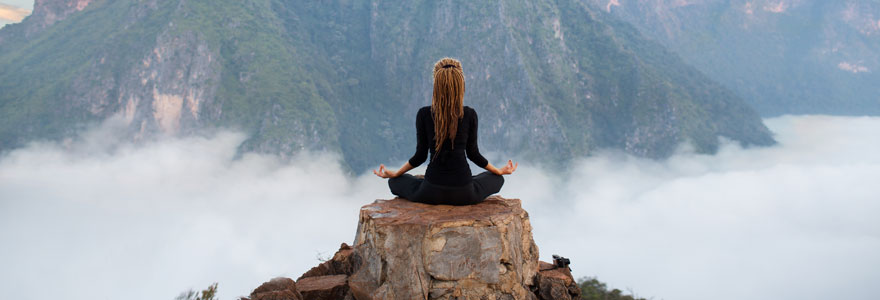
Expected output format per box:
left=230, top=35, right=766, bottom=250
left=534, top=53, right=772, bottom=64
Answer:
left=1, top=115, right=878, bottom=300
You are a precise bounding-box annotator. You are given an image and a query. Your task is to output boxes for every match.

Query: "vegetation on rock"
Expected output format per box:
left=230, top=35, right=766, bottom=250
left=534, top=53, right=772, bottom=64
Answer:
left=176, top=283, right=218, bottom=300
left=578, top=277, right=647, bottom=300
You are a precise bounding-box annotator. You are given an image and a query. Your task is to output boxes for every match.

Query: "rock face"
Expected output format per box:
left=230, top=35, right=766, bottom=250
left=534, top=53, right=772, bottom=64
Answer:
left=297, top=275, right=350, bottom=300
left=246, top=196, right=579, bottom=300
left=245, top=277, right=303, bottom=300
left=534, top=262, right=581, bottom=300
left=348, top=196, right=539, bottom=300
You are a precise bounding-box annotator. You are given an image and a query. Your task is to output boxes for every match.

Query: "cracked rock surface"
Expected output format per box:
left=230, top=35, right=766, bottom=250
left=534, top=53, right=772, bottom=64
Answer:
left=348, top=196, right=540, bottom=300
left=246, top=196, right=580, bottom=300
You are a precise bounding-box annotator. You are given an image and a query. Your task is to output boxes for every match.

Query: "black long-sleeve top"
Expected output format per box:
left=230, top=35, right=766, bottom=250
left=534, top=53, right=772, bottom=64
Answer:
left=408, top=105, right=489, bottom=186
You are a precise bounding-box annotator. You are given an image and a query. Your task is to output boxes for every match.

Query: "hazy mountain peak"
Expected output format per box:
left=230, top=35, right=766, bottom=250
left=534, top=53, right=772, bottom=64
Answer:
left=589, top=0, right=880, bottom=116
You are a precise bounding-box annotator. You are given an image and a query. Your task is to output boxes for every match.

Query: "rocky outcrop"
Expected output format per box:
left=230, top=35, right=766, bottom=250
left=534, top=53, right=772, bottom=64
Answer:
left=298, top=244, right=358, bottom=280
left=28, top=0, right=93, bottom=34
left=534, top=261, right=581, bottom=300
left=244, top=277, right=302, bottom=300
left=246, top=196, right=580, bottom=300
left=297, top=275, right=350, bottom=300
left=349, top=196, right=539, bottom=300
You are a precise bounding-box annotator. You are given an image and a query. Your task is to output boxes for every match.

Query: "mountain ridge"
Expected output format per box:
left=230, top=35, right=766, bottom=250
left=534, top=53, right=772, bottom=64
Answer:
left=0, top=0, right=774, bottom=171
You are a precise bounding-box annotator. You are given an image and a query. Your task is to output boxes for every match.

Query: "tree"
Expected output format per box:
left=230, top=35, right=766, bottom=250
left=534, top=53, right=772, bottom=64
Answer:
left=176, top=283, right=218, bottom=300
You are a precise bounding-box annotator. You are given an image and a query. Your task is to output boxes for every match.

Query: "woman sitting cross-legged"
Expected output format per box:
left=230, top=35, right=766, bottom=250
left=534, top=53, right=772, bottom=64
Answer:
left=373, top=57, right=518, bottom=206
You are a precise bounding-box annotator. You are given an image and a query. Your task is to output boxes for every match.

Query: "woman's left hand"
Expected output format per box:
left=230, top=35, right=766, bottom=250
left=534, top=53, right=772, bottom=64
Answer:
left=498, top=160, right=518, bottom=175
left=372, top=164, right=399, bottom=178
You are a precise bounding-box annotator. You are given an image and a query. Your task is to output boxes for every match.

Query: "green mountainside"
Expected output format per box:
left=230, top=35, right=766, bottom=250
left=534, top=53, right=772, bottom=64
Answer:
left=0, top=0, right=773, bottom=171
left=586, top=0, right=880, bottom=116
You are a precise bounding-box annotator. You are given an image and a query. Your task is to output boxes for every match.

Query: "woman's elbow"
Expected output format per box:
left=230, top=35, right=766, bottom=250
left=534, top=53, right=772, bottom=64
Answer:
left=408, top=156, right=424, bottom=168
left=468, top=156, right=488, bottom=169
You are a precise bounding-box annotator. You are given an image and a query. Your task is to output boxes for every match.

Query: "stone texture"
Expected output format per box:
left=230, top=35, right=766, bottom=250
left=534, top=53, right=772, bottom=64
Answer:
left=534, top=261, right=581, bottom=300
left=297, top=274, right=350, bottom=300
left=348, top=196, right=540, bottom=300
left=243, top=196, right=582, bottom=300
left=299, top=243, right=358, bottom=280
left=294, top=243, right=359, bottom=299
left=246, top=277, right=302, bottom=300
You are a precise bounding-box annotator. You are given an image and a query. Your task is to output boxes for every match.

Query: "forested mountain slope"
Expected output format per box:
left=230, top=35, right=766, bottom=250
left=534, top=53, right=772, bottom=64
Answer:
left=0, top=0, right=774, bottom=170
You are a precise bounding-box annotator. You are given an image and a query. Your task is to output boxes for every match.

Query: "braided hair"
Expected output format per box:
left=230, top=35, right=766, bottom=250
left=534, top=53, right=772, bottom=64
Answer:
left=431, top=57, right=465, bottom=153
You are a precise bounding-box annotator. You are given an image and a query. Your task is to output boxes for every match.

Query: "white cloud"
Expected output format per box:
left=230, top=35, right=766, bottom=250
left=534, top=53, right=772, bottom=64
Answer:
left=0, top=120, right=388, bottom=299
left=763, top=1, right=787, bottom=13
left=1, top=115, right=879, bottom=300
left=838, top=61, right=870, bottom=73
left=513, top=115, right=880, bottom=300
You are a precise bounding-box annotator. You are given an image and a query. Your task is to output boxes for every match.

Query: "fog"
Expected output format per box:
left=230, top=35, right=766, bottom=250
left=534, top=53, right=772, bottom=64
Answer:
left=1, top=115, right=878, bottom=300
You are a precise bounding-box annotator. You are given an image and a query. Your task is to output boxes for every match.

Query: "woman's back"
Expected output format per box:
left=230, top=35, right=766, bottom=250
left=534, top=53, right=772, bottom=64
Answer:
left=409, top=105, right=488, bottom=186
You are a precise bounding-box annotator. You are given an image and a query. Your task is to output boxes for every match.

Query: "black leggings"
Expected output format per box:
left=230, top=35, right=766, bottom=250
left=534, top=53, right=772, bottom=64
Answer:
left=388, top=171, right=504, bottom=206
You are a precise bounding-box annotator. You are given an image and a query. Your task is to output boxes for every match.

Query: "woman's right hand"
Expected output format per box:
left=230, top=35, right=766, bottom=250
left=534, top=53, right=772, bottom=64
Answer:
left=372, top=164, right=398, bottom=179
left=494, top=160, right=518, bottom=175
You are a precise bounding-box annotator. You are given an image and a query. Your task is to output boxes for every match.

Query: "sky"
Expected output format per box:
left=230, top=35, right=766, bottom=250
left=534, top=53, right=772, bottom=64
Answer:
left=0, top=0, right=33, bottom=26
left=1, top=115, right=879, bottom=300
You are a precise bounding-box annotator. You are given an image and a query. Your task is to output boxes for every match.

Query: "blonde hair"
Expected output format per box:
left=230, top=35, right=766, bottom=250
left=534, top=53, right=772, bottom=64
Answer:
left=431, top=57, right=465, bottom=153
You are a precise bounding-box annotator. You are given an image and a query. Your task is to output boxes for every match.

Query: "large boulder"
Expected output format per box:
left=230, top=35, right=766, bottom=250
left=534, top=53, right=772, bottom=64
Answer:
left=348, top=196, right=540, bottom=300
left=243, top=196, right=581, bottom=300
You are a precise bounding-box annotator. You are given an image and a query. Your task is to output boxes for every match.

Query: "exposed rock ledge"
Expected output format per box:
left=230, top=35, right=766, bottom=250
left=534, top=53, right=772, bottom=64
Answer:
left=243, top=196, right=580, bottom=300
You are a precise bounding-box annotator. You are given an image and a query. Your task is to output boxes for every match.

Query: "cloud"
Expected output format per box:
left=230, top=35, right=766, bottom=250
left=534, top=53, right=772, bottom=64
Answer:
left=0, top=3, right=30, bottom=23
left=838, top=61, right=870, bottom=73
left=763, top=1, right=787, bottom=13
left=510, top=115, right=880, bottom=300
left=1, top=115, right=879, bottom=300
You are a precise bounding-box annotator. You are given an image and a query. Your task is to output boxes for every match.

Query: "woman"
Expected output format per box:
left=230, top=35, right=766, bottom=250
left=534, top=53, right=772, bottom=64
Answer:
left=373, top=57, right=518, bottom=205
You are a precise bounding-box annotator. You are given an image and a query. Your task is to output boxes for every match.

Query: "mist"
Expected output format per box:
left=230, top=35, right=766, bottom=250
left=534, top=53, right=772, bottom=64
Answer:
left=1, top=115, right=878, bottom=300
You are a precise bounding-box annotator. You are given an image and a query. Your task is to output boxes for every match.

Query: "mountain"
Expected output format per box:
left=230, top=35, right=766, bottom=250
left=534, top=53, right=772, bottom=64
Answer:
left=0, top=0, right=773, bottom=171
left=584, top=0, right=880, bottom=116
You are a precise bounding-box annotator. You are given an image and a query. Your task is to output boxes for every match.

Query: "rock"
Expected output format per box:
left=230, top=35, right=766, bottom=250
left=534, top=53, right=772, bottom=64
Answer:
left=348, top=196, right=540, bottom=300
left=246, top=277, right=302, bottom=300
left=295, top=244, right=359, bottom=299
left=297, top=274, right=351, bottom=300
left=243, top=196, right=582, bottom=300
left=534, top=261, right=581, bottom=300
left=298, top=243, right=358, bottom=280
